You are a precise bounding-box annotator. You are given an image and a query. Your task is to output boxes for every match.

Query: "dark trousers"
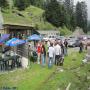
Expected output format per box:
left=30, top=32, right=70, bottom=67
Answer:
left=55, top=55, right=60, bottom=65
left=79, top=47, right=83, bottom=53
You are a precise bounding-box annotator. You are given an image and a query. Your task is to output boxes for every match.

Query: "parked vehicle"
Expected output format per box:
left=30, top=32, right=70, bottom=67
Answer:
left=68, top=39, right=76, bottom=47
left=74, top=39, right=80, bottom=47
left=43, top=35, right=57, bottom=41
left=68, top=38, right=80, bottom=47
left=56, top=36, right=66, bottom=42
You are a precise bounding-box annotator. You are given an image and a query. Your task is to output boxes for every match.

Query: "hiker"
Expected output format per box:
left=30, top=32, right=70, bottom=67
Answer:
left=60, top=40, right=64, bottom=55
left=44, top=41, right=48, bottom=64
left=79, top=41, right=83, bottom=53
left=48, top=43, right=55, bottom=68
left=54, top=42, right=62, bottom=65
left=47, top=40, right=50, bottom=48
left=36, top=41, right=42, bottom=64
left=64, top=39, right=68, bottom=56
left=41, top=44, right=46, bottom=66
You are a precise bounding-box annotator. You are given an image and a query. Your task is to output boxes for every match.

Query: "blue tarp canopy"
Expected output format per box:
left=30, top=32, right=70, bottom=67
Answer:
left=28, top=34, right=42, bottom=40
left=5, top=38, right=25, bottom=47
left=0, top=34, right=10, bottom=43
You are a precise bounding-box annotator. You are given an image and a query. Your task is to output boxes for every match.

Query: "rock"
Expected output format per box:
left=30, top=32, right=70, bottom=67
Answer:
left=87, top=76, right=90, bottom=80
left=56, top=67, right=64, bottom=72
left=82, top=59, right=87, bottom=63
left=57, top=88, right=60, bottom=90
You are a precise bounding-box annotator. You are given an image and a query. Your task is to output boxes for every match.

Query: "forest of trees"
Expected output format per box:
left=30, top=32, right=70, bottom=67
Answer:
left=0, top=0, right=88, bottom=33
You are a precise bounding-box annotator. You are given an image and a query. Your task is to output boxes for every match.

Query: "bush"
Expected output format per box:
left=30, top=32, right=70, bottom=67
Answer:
left=59, top=26, right=72, bottom=36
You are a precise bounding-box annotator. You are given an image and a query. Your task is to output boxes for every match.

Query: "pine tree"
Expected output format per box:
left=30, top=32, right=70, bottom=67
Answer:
left=0, top=0, right=9, bottom=9
left=64, top=0, right=75, bottom=30
left=76, top=1, right=87, bottom=33
left=14, top=0, right=30, bottom=10
left=29, top=0, right=45, bottom=9
left=44, top=0, right=66, bottom=27
left=87, top=21, right=90, bottom=32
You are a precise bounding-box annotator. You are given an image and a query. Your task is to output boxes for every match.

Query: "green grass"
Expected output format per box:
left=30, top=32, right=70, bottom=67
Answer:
left=0, top=64, right=56, bottom=90
left=2, top=9, right=32, bottom=26
left=0, top=50, right=90, bottom=90
left=21, top=6, right=55, bottom=30
left=39, top=52, right=90, bottom=90
left=2, top=6, right=55, bottom=30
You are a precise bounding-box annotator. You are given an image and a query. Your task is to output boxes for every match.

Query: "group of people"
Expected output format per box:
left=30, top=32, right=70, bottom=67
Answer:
left=29, top=39, right=68, bottom=68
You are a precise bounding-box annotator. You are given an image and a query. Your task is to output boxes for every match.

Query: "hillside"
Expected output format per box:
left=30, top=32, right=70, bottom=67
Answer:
left=2, top=6, right=56, bottom=30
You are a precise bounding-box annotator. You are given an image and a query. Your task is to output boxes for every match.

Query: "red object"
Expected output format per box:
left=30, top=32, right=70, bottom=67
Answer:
left=37, top=45, right=41, bottom=53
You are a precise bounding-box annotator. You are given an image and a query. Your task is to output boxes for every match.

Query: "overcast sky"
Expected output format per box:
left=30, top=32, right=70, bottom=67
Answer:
left=74, top=0, right=90, bottom=20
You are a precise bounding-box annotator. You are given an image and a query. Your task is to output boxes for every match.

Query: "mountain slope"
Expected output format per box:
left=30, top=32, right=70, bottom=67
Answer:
left=2, top=6, right=56, bottom=30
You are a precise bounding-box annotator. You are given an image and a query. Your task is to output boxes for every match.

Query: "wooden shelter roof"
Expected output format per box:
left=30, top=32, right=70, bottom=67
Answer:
left=3, top=23, right=34, bottom=30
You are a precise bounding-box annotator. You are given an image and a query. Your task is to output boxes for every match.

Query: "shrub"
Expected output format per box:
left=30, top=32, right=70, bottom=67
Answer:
left=59, top=26, right=72, bottom=36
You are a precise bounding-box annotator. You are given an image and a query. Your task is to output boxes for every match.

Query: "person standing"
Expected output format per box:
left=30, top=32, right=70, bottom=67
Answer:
left=64, top=39, right=68, bottom=56
left=60, top=40, right=64, bottom=55
left=79, top=41, right=83, bottom=53
left=48, top=43, right=55, bottom=68
left=47, top=40, right=50, bottom=48
left=37, top=41, right=42, bottom=64
left=54, top=42, right=62, bottom=65
left=45, top=41, right=48, bottom=64
left=41, top=44, right=46, bottom=66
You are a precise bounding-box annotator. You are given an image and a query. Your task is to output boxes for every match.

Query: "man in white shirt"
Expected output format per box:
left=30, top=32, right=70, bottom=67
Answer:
left=48, top=43, right=55, bottom=68
left=54, top=42, right=62, bottom=65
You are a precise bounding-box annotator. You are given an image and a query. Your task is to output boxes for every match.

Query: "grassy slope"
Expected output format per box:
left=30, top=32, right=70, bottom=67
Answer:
left=0, top=64, right=56, bottom=90
left=21, top=6, right=56, bottom=30
left=39, top=51, right=90, bottom=90
left=3, top=11, right=31, bottom=26
left=2, top=6, right=55, bottom=30
left=0, top=49, right=90, bottom=90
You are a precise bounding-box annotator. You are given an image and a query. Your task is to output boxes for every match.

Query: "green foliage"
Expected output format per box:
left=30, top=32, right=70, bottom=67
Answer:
left=44, top=0, right=66, bottom=27
left=38, top=52, right=89, bottom=90
left=29, top=0, right=45, bottom=9
left=0, top=0, right=88, bottom=32
left=14, top=0, right=30, bottom=10
left=21, top=6, right=56, bottom=30
left=0, top=64, right=56, bottom=90
left=59, top=26, right=72, bottom=36
left=64, top=0, right=76, bottom=31
left=87, top=21, right=90, bottom=33
left=36, top=21, right=56, bottom=30
left=3, top=5, right=55, bottom=30
left=76, top=1, right=87, bottom=33
left=44, top=0, right=76, bottom=31
left=0, top=0, right=9, bottom=9
left=0, top=49, right=89, bottom=90
left=2, top=10, right=31, bottom=26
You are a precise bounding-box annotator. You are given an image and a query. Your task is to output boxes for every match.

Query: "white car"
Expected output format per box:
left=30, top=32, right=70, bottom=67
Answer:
left=43, top=35, right=56, bottom=41
left=68, top=39, right=76, bottom=47
left=43, top=37, right=49, bottom=41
